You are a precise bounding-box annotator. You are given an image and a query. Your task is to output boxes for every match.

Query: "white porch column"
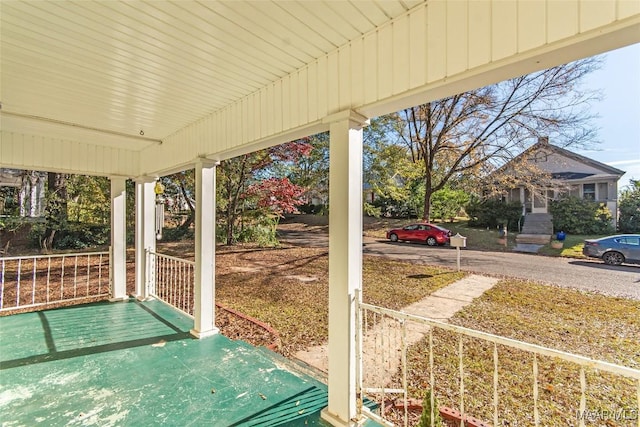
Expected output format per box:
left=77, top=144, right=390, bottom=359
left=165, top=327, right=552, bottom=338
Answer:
left=110, top=176, right=128, bottom=301
left=134, top=177, right=157, bottom=299
left=321, top=110, right=368, bottom=426
left=191, top=159, right=220, bottom=339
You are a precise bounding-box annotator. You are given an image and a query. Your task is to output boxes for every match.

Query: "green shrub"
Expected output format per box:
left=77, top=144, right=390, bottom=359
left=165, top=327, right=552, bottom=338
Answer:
left=549, top=196, right=614, bottom=235
left=418, top=389, right=442, bottom=427
left=431, top=188, right=469, bottom=222
left=618, top=180, right=640, bottom=233
left=363, top=202, right=382, bottom=218
left=160, top=226, right=194, bottom=242
left=29, top=222, right=109, bottom=250
left=466, top=198, right=522, bottom=230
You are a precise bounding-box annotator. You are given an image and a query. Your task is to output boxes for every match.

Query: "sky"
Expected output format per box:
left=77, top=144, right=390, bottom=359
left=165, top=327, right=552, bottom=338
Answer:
left=574, top=43, right=640, bottom=191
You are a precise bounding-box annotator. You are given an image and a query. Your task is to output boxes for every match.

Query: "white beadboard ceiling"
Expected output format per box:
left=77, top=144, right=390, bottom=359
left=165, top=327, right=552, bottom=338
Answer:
left=0, top=0, right=422, bottom=151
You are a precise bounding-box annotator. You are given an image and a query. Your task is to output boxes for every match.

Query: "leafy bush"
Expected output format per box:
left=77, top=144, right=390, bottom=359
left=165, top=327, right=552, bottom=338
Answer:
left=218, top=214, right=280, bottom=247
left=618, top=180, right=640, bottom=233
left=418, top=389, right=442, bottom=427
left=29, top=222, right=109, bottom=250
left=466, top=198, right=522, bottom=230
left=430, top=188, right=470, bottom=222
left=298, top=203, right=327, bottom=215
left=161, top=226, right=194, bottom=242
left=549, top=196, right=614, bottom=235
left=363, top=202, right=382, bottom=218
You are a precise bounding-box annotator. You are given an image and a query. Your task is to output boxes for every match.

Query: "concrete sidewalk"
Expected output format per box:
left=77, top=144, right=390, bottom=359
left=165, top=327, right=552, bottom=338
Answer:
left=294, top=274, right=500, bottom=379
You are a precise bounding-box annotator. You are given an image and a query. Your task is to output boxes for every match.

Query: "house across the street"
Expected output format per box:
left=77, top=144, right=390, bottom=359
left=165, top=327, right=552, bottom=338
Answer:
left=499, top=137, right=625, bottom=228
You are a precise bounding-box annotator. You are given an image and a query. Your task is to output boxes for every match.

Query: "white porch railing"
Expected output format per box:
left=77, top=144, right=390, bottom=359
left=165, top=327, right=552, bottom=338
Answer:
left=0, top=252, right=110, bottom=312
left=146, top=250, right=194, bottom=317
left=356, top=295, right=640, bottom=427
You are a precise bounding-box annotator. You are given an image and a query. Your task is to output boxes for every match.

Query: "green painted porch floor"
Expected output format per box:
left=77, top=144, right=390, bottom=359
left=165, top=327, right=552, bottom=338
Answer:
left=0, top=299, right=344, bottom=426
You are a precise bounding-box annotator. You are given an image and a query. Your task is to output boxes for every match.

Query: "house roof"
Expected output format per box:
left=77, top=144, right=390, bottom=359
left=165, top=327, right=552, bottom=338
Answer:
left=491, top=140, right=626, bottom=180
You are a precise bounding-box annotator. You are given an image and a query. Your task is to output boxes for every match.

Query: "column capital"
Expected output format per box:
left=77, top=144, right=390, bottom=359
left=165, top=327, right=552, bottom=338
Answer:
left=322, top=110, right=369, bottom=128
left=133, top=175, right=157, bottom=184
left=109, top=174, right=129, bottom=181
left=195, top=157, right=220, bottom=168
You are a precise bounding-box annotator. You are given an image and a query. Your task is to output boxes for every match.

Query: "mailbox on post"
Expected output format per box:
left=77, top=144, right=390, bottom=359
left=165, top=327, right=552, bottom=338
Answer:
left=450, top=233, right=467, bottom=248
left=450, top=233, right=467, bottom=271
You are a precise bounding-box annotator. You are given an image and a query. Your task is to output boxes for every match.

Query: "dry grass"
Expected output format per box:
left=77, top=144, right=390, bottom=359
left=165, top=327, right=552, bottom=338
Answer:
left=402, top=280, right=640, bottom=426
left=210, top=245, right=465, bottom=356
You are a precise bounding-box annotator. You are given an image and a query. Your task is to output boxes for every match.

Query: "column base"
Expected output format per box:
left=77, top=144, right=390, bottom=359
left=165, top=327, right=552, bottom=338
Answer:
left=320, top=408, right=359, bottom=427
left=190, top=327, right=220, bottom=339
left=109, top=296, right=130, bottom=302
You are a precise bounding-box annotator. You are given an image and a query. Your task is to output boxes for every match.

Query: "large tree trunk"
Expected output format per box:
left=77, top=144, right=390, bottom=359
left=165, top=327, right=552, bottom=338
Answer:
left=422, top=186, right=432, bottom=222
left=42, top=173, right=68, bottom=251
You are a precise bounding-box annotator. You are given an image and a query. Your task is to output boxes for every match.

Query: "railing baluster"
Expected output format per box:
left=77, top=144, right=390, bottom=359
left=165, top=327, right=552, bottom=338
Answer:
left=98, top=253, right=103, bottom=290
left=429, top=329, right=435, bottom=427
left=459, top=334, right=465, bottom=427
left=46, top=257, right=51, bottom=303
left=60, top=256, right=65, bottom=300
left=73, top=255, right=78, bottom=298
left=493, top=343, right=499, bottom=427
left=1, top=259, right=5, bottom=309
left=355, top=289, right=363, bottom=419
left=533, top=353, right=540, bottom=426
left=636, top=379, right=639, bottom=427
left=380, top=312, right=386, bottom=416
left=579, top=367, right=587, bottom=427
left=32, top=258, right=37, bottom=305
left=401, top=319, right=408, bottom=427
left=86, top=254, right=91, bottom=297
left=16, top=258, right=22, bottom=308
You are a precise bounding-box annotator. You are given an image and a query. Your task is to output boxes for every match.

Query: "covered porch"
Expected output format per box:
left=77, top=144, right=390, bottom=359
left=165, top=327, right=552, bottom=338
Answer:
left=1, top=298, right=334, bottom=426
left=2, top=1, right=640, bottom=425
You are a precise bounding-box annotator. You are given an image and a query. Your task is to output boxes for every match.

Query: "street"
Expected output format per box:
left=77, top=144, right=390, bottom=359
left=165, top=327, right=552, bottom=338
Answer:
left=278, top=230, right=640, bottom=300
left=363, top=239, right=640, bottom=300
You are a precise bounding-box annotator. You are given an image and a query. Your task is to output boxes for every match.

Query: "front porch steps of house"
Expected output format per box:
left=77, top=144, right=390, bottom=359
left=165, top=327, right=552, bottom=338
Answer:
left=519, top=213, right=554, bottom=235
left=515, top=234, right=552, bottom=245
left=514, top=213, right=553, bottom=251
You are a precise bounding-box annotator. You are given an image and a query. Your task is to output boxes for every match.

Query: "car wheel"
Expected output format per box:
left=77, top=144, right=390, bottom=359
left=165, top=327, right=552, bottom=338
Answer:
left=390, top=233, right=399, bottom=242
left=426, top=236, right=437, bottom=246
left=603, top=251, right=625, bottom=266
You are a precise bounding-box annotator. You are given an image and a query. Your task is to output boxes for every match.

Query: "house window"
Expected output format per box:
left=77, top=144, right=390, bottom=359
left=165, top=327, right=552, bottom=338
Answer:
left=533, top=152, right=548, bottom=162
left=569, top=185, right=580, bottom=197
left=583, top=183, right=596, bottom=200
left=597, top=182, right=608, bottom=200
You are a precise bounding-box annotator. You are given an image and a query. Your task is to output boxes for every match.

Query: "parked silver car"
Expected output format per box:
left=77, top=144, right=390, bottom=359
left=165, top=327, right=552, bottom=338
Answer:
left=582, top=234, right=640, bottom=266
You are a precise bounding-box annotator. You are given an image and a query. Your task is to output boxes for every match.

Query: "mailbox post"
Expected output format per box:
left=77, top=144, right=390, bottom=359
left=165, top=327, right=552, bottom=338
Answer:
left=450, top=233, right=467, bottom=271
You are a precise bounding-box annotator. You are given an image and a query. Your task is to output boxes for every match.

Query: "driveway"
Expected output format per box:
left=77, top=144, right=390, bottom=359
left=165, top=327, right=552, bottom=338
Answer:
left=277, top=230, right=640, bottom=300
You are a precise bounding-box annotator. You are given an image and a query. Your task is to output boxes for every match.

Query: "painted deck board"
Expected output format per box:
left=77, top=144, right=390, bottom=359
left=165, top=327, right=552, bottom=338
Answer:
left=0, top=299, right=333, bottom=426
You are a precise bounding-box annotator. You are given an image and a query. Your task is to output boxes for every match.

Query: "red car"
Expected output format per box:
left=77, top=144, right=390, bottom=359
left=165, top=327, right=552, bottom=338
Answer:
left=386, top=223, right=452, bottom=246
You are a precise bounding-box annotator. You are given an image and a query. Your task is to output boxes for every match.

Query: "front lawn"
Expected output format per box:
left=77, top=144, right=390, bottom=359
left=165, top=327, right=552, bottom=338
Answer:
left=213, top=246, right=465, bottom=356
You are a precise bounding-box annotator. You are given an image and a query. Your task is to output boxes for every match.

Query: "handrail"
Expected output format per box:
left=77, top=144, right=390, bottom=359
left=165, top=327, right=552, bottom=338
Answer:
left=0, top=251, right=108, bottom=261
